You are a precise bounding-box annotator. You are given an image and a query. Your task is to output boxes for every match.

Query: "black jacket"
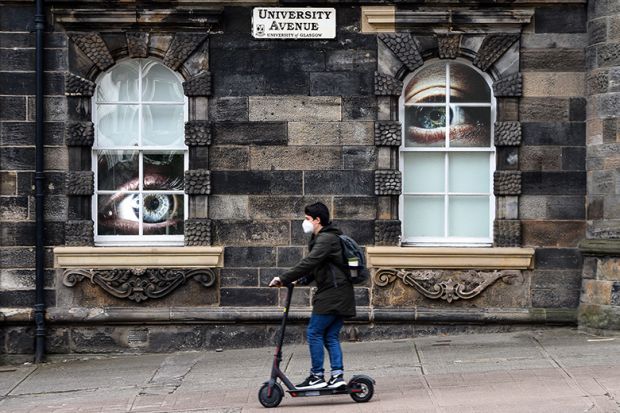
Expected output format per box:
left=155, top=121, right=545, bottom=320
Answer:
left=280, top=225, right=356, bottom=318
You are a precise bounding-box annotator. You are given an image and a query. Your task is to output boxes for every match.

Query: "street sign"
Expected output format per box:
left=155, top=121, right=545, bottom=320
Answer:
left=252, top=7, right=336, bottom=39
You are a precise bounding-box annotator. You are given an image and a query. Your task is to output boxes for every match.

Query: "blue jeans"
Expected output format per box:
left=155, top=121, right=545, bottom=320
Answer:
left=307, top=314, right=344, bottom=377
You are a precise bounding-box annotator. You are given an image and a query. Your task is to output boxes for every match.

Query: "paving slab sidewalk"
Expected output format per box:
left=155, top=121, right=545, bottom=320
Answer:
left=1, top=328, right=619, bottom=413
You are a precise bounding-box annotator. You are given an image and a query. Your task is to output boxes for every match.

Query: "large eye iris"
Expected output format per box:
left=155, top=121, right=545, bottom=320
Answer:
left=414, top=107, right=448, bottom=129
left=143, top=194, right=172, bottom=223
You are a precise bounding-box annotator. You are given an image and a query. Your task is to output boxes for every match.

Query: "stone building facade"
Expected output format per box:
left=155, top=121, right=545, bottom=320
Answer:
left=1, top=0, right=618, bottom=356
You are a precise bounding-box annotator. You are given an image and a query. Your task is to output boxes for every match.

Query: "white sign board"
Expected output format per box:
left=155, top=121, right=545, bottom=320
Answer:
left=252, top=7, right=336, bottom=39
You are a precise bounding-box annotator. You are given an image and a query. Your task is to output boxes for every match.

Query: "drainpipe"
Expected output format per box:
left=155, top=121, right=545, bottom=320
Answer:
left=34, top=0, right=46, bottom=364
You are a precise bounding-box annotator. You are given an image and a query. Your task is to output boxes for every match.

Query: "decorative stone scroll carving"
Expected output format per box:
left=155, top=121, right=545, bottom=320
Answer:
left=377, top=33, right=423, bottom=71
left=374, top=268, right=519, bottom=303
left=375, top=170, right=402, bottom=195
left=65, top=220, right=94, bottom=246
left=374, top=72, right=403, bottom=96
left=62, top=267, right=217, bottom=303
left=494, top=171, right=522, bottom=195
left=374, top=121, right=402, bottom=146
left=375, top=220, right=401, bottom=246
left=437, top=34, right=461, bottom=59
left=494, top=122, right=521, bottom=146
left=184, top=169, right=211, bottom=194
left=185, top=218, right=212, bottom=246
left=66, top=171, right=94, bottom=196
left=493, top=73, right=522, bottom=97
left=126, top=32, right=149, bottom=58
left=473, top=34, right=519, bottom=72
left=65, top=122, right=94, bottom=146
left=68, top=32, right=114, bottom=71
left=494, top=220, right=521, bottom=247
left=164, top=33, right=208, bottom=71
left=183, top=72, right=212, bottom=96
left=65, top=73, right=95, bottom=96
left=185, top=121, right=212, bottom=146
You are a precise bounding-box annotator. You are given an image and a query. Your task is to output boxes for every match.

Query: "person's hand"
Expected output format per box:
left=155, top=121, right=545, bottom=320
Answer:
left=269, top=277, right=282, bottom=287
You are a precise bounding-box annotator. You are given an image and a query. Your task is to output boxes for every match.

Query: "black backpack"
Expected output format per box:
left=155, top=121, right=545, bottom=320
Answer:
left=337, top=234, right=370, bottom=285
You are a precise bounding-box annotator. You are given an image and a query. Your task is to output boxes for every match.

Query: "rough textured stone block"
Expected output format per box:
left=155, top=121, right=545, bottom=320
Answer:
left=310, top=72, right=373, bottom=96
left=531, top=289, right=580, bottom=308
left=535, top=248, right=582, bottom=269
left=209, top=146, right=249, bottom=170
left=535, top=6, right=587, bottom=34
left=184, top=218, right=211, bottom=246
left=65, top=73, right=95, bottom=96
left=183, top=72, right=211, bottom=97
left=343, top=146, right=376, bottom=170
left=288, top=121, right=374, bottom=146
left=520, top=195, right=586, bottom=220
left=333, top=197, right=376, bottom=220
left=185, top=121, right=211, bottom=146
left=377, top=33, right=423, bottom=72
left=249, top=96, right=341, bottom=122
left=68, top=32, right=114, bottom=71
left=342, top=96, right=377, bottom=121
left=326, top=49, right=376, bottom=72
left=2, top=221, right=63, bottom=246
left=522, top=122, right=585, bottom=145
left=436, top=34, right=461, bottom=59
left=220, top=268, right=259, bottom=287
left=374, top=121, right=402, bottom=146
left=126, top=32, right=149, bottom=58
left=494, top=171, right=521, bottom=195
left=494, top=220, right=521, bottom=247
left=65, top=220, right=94, bottom=246
left=212, top=220, right=289, bottom=246
left=522, top=220, right=585, bottom=247
left=65, top=122, right=94, bottom=146
left=493, top=73, right=522, bottom=97
left=220, top=288, right=278, bottom=307
left=342, top=122, right=374, bottom=145
left=184, top=169, right=210, bottom=195
left=333, top=220, right=374, bottom=245
left=530, top=270, right=582, bottom=290
left=224, top=246, right=277, bottom=267
left=0, top=147, right=34, bottom=170
left=249, top=147, right=341, bottom=171
left=494, top=121, right=521, bottom=146
left=0, top=196, right=28, bottom=220
left=522, top=171, right=586, bottom=195
left=163, top=33, right=207, bottom=71
left=374, top=170, right=401, bottom=195
left=474, top=34, right=519, bottom=71
left=0, top=96, right=26, bottom=120
left=213, top=122, right=286, bottom=146
left=0, top=290, right=55, bottom=307
left=375, top=220, right=401, bottom=246
left=562, top=147, right=586, bottom=170
left=208, top=195, right=249, bottom=220
left=304, top=171, right=374, bottom=195
left=276, top=247, right=304, bottom=268
left=66, top=171, right=94, bottom=196
left=1, top=172, right=17, bottom=195
left=374, top=72, right=403, bottom=96
left=248, top=196, right=330, bottom=219
left=581, top=279, right=612, bottom=305
left=520, top=146, right=562, bottom=171
left=211, top=171, right=302, bottom=195
left=521, top=49, right=585, bottom=72
left=522, top=73, right=585, bottom=97
left=208, top=97, right=248, bottom=122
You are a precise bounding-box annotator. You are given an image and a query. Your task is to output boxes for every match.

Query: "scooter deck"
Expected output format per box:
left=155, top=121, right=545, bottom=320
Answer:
left=287, top=386, right=356, bottom=397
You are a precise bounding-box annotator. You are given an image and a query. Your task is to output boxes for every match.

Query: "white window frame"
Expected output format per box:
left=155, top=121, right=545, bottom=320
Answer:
left=92, top=58, right=188, bottom=246
left=399, top=59, right=496, bottom=246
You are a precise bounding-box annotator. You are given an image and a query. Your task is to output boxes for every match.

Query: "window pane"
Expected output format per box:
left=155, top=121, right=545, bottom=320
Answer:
left=143, top=153, right=184, bottom=190
left=97, top=193, right=140, bottom=235
left=450, top=106, right=491, bottom=147
left=448, top=196, right=489, bottom=237
left=404, top=64, right=446, bottom=104
left=403, top=152, right=444, bottom=193
left=142, top=193, right=184, bottom=235
left=96, top=104, right=139, bottom=147
left=142, top=105, right=184, bottom=146
left=448, top=153, right=490, bottom=193
left=450, top=63, right=490, bottom=103
left=97, top=151, right=139, bottom=191
left=405, top=106, right=446, bottom=147
left=142, top=60, right=184, bottom=102
left=403, top=196, right=444, bottom=237
left=96, top=61, right=139, bottom=102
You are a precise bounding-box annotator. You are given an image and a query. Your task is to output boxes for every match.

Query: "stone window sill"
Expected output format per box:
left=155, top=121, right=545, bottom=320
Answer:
left=366, top=247, right=535, bottom=270
left=53, top=246, right=224, bottom=269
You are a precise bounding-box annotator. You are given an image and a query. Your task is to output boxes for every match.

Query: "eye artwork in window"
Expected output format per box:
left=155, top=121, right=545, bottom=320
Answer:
left=404, top=63, right=491, bottom=147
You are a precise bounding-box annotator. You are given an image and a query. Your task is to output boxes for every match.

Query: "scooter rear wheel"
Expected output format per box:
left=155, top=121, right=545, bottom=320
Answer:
left=349, top=376, right=374, bottom=403
left=258, top=383, right=283, bottom=408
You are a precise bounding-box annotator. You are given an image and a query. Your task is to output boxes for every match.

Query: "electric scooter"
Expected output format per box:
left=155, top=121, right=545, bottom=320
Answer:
left=258, top=283, right=375, bottom=408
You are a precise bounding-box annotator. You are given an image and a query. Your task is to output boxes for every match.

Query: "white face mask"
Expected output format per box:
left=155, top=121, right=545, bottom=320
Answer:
left=302, top=219, right=314, bottom=234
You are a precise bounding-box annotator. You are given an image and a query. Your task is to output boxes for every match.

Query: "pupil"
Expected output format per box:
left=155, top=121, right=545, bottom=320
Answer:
left=147, top=197, right=159, bottom=211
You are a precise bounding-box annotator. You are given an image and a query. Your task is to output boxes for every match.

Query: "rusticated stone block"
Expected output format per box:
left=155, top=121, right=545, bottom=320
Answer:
left=436, top=34, right=461, bottom=59
left=185, top=218, right=212, bottom=246
left=66, top=171, right=94, bottom=196
left=474, top=34, right=519, bottom=71
left=375, top=170, right=401, bottom=195
left=65, top=73, right=95, bottom=97
left=494, top=220, right=521, bottom=247
left=68, top=32, right=114, bottom=71
left=494, top=171, right=521, bottom=195
left=249, top=96, right=341, bottom=122
left=184, top=169, right=211, bottom=194
left=494, top=122, right=521, bottom=146
left=185, top=121, right=211, bottom=146
left=126, top=32, right=149, bottom=58
left=374, top=72, right=403, bottom=96
left=183, top=72, right=211, bottom=97
left=163, top=33, right=208, bottom=71
left=493, top=73, right=522, bottom=97
left=65, top=220, right=94, bottom=246
left=377, top=33, right=423, bottom=72
left=65, top=122, right=94, bottom=146
left=374, top=121, right=402, bottom=146
left=375, top=220, right=401, bottom=246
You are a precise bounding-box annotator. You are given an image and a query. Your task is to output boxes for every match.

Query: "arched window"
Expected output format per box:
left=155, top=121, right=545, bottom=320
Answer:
left=93, top=58, right=187, bottom=245
left=400, top=61, right=495, bottom=245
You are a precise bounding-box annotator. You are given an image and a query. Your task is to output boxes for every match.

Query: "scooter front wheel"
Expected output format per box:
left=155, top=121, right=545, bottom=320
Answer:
left=258, top=382, right=284, bottom=408
left=349, top=376, right=374, bottom=403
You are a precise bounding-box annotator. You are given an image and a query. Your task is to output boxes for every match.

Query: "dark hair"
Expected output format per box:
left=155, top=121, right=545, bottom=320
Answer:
left=304, top=202, right=330, bottom=226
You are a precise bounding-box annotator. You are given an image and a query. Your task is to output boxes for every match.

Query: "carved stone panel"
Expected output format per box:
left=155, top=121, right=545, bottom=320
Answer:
left=65, top=220, right=94, bottom=246
left=473, top=34, right=519, bottom=72
left=65, top=73, right=95, bottom=97
left=65, top=122, right=95, bottom=146
left=68, top=32, right=115, bottom=71
left=375, top=170, right=402, bottom=195
left=494, top=219, right=521, bottom=247
left=183, top=72, right=212, bottom=97
left=163, top=33, right=208, bottom=71
left=377, top=33, right=423, bottom=72
left=374, top=121, right=402, bottom=146
left=494, top=171, right=522, bottom=195
left=185, top=121, right=212, bottom=146
left=375, top=220, right=401, bottom=246
left=437, top=34, right=461, bottom=59
left=374, top=72, right=403, bottom=96
left=126, top=32, right=149, bottom=58
left=494, top=122, right=522, bottom=146
left=185, top=218, right=212, bottom=246
left=66, top=171, right=94, bottom=196
left=184, top=169, right=211, bottom=194
left=493, top=73, right=523, bottom=97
